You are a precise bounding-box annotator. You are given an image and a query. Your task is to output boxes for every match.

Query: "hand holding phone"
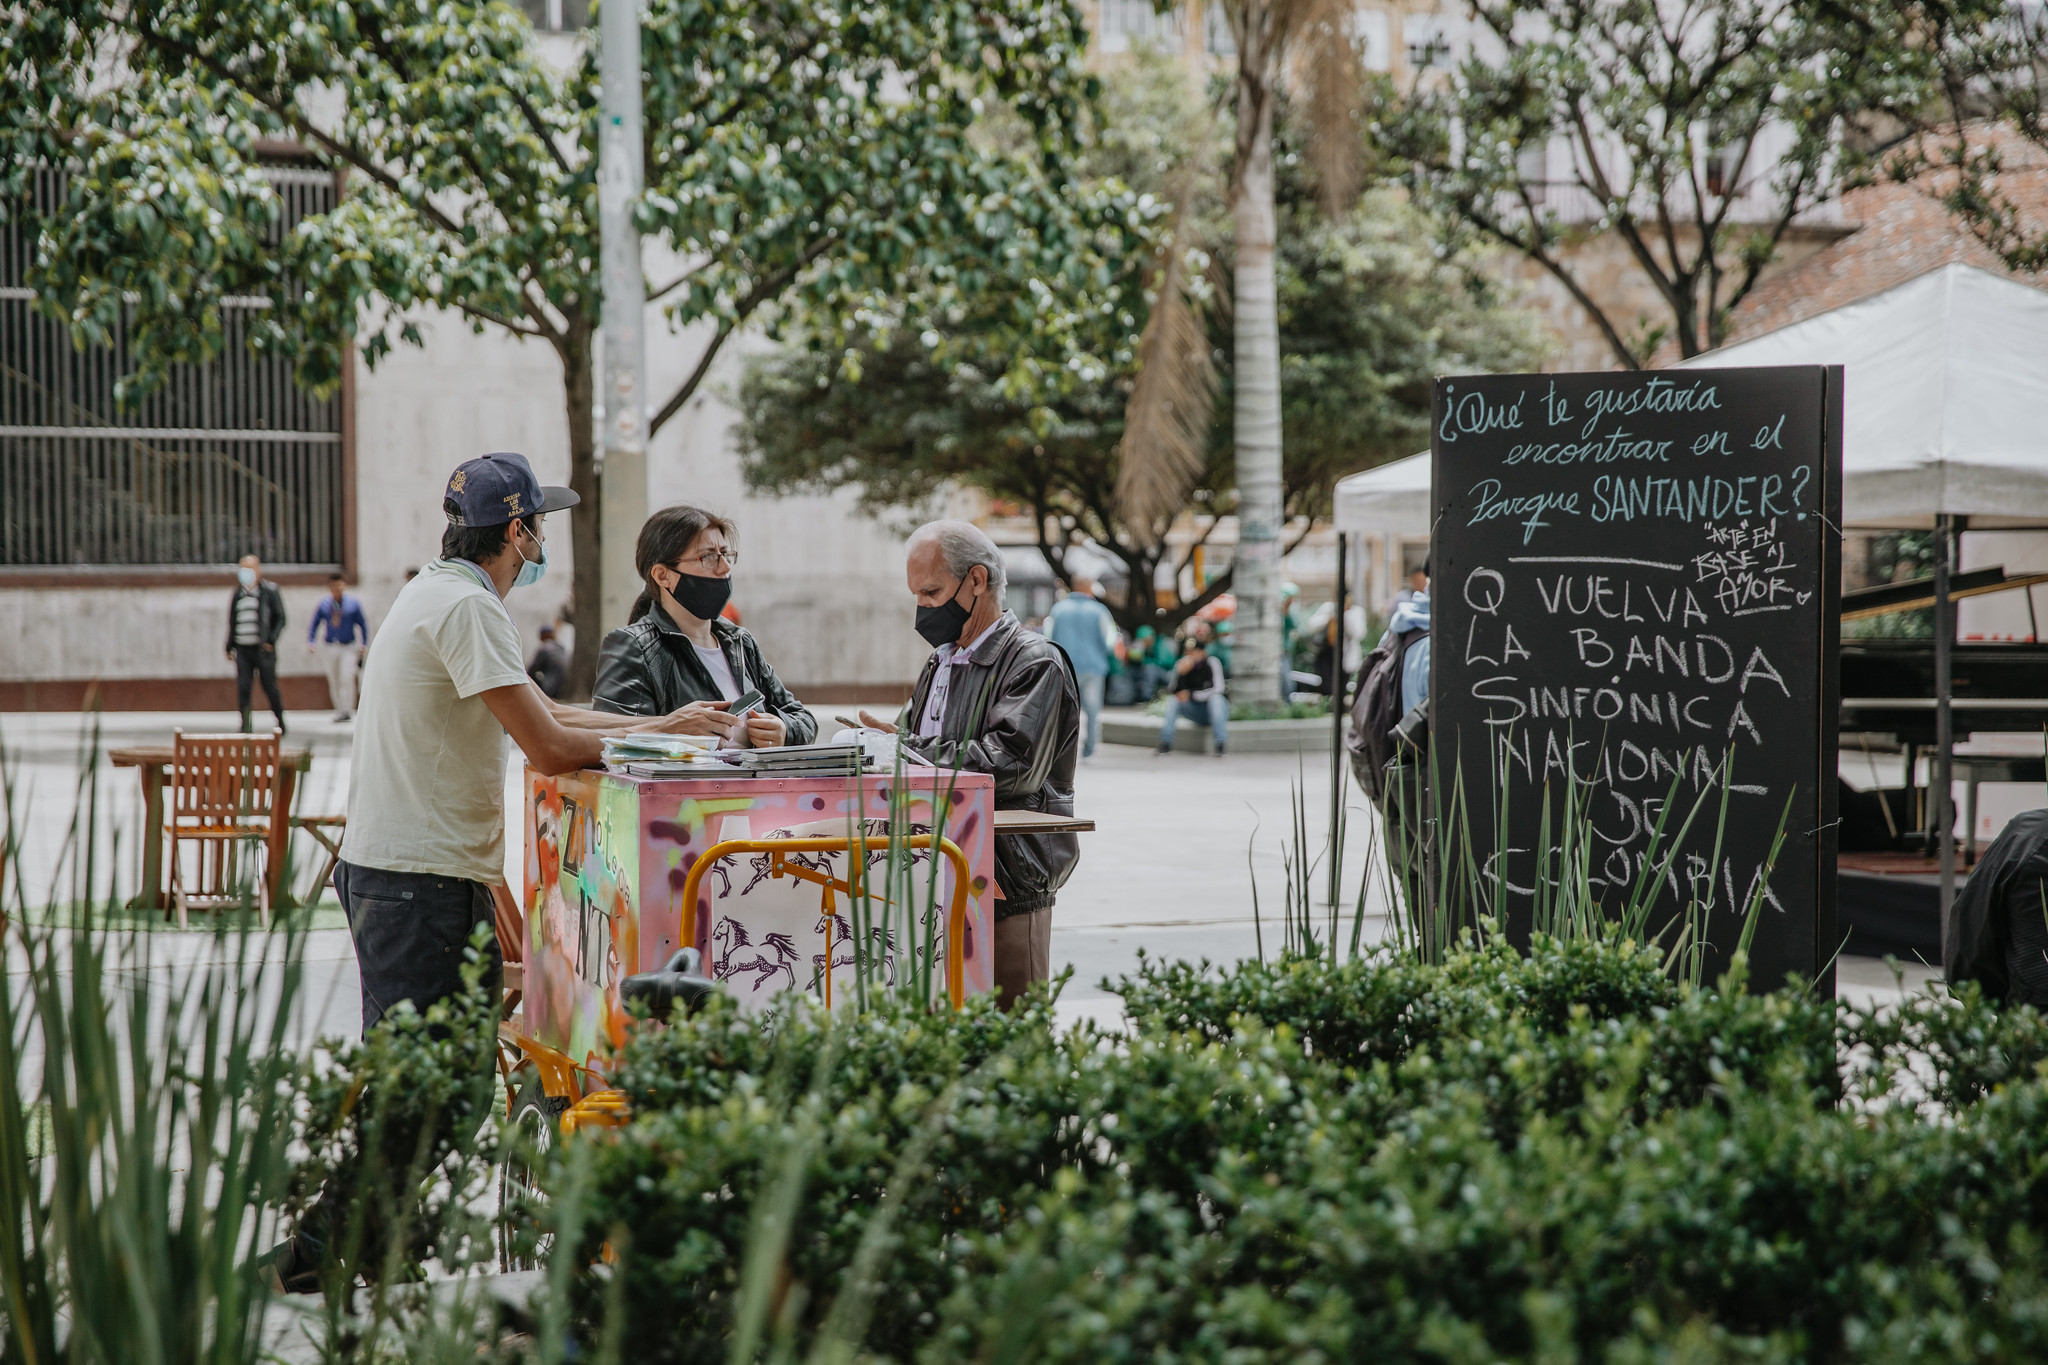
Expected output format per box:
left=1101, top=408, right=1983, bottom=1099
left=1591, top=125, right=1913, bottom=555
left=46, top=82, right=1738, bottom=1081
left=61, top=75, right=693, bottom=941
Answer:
left=727, top=688, right=765, bottom=721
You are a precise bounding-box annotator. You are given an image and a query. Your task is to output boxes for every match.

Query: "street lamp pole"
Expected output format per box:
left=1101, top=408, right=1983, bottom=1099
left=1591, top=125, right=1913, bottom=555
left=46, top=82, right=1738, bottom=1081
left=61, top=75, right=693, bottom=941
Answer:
left=598, top=0, right=646, bottom=636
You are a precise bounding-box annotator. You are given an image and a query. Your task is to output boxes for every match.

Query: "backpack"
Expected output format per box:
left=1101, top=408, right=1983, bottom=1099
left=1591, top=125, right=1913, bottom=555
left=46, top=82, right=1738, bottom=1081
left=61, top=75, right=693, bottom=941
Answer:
left=1346, top=624, right=1428, bottom=807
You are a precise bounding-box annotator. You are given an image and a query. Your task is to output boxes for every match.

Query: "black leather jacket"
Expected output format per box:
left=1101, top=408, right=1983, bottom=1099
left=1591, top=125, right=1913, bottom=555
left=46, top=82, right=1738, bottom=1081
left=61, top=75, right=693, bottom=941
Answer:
left=591, top=612, right=818, bottom=743
left=898, top=612, right=1080, bottom=918
left=1946, top=808, right=2048, bottom=1007
left=225, top=580, right=286, bottom=652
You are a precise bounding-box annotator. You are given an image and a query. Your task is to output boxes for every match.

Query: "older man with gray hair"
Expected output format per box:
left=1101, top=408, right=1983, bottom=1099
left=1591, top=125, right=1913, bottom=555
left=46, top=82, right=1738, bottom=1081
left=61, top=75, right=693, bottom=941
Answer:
left=859, top=519, right=1081, bottom=1004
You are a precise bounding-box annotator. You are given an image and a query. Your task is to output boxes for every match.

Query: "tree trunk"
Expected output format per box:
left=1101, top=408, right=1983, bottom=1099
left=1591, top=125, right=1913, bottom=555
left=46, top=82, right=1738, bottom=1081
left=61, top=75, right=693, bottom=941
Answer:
left=562, top=324, right=603, bottom=701
left=1229, top=14, right=1286, bottom=712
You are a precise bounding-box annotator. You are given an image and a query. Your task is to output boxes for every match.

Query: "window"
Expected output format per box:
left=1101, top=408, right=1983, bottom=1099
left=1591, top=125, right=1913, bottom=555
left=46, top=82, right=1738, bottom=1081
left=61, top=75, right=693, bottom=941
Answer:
left=1404, top=15, right=1451, bottom=68
left=1098, top=0, right=1181, bottom=53
left=1517, top=139, right=1549, bottom=206
left=1, top=161, right=347, bottom=570
left=1353, top=11, right=1392, bottom=72
left=520, top=0, right=590, bottom=31
left=1204, top=2, right=1235, bottom=57
left=1704, top=142, right=1742, bottom=199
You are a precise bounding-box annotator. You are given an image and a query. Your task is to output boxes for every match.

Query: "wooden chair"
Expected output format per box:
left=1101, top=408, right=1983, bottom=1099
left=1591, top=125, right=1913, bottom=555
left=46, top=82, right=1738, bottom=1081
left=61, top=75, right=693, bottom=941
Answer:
left=292, top=812, right=348, bottom=906
left=166, top=730, right=281, bottom=927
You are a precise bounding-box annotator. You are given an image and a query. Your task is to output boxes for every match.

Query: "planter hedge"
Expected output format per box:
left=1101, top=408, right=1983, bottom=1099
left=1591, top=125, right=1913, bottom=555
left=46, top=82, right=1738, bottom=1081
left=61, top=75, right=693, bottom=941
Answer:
left=556, top=939, right=2048, bottom=1363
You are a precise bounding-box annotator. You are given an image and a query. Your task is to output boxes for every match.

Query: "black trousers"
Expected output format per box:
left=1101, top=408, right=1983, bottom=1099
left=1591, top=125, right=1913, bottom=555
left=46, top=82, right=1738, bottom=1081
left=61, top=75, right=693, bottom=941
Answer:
left=234, top=644, right=285, bottom=728
left=334, top=860, right=504, bottom=1034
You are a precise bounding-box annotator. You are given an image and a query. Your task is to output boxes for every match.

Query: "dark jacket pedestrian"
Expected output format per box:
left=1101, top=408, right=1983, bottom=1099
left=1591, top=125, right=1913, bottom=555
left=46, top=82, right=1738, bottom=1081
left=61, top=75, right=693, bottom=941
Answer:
left=527, top=627, right=569, bottom=699
left=901, top=610, right=1081, bottom=916
left=1946, top=808, right=2048, bottom=1008
left=226, top=557, right=288, bottom=733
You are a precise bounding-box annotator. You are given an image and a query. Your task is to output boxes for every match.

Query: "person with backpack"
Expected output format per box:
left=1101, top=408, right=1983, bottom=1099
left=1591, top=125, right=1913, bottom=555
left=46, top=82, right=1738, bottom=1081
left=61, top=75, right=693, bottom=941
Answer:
left=1347, top=564, right=1432, bottom=920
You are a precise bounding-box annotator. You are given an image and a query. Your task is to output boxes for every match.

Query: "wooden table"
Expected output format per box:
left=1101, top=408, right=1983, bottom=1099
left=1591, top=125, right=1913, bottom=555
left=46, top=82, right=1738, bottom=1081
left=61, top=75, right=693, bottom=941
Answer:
left=109, top=744, right=313, bottom=912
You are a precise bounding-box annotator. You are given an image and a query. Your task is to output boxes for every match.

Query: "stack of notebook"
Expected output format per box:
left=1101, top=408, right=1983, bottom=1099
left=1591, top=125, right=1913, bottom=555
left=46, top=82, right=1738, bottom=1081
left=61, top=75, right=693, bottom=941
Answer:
left=600, top=733, right=720, bottom=773
left=718, top=742, right=869, bottom=777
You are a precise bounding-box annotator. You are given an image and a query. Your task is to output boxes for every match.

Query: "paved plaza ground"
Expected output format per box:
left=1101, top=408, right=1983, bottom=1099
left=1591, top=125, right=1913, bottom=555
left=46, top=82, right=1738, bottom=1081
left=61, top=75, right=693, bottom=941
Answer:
left=2, top=707, right=1936, bottom=1039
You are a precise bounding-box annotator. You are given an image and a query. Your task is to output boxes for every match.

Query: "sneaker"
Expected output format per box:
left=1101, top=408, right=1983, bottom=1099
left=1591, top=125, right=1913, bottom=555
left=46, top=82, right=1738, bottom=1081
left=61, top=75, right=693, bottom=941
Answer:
left=1214, top=744, right=1227, bottom=758
left=1154, top=743, right=1173, bottom=756
left=332, top=713, right=351, bottom=723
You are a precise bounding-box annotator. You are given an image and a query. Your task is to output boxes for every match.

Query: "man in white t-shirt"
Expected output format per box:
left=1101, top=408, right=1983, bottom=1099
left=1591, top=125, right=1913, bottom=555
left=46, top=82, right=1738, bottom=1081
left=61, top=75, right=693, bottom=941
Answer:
left=264, top=450, right=734, bottom=1293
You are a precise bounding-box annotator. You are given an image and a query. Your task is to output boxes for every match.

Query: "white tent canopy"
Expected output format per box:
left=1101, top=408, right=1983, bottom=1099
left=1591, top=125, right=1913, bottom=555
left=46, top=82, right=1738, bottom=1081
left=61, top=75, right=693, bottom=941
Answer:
left=1332, top=447, right=1430, bottom=534
left=1335, top=263, right=2048, bottom=536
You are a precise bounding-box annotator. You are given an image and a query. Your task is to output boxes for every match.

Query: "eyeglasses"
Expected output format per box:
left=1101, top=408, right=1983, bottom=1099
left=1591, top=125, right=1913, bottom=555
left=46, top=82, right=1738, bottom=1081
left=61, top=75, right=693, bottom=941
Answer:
left=675, top=547, right=737, bottom=573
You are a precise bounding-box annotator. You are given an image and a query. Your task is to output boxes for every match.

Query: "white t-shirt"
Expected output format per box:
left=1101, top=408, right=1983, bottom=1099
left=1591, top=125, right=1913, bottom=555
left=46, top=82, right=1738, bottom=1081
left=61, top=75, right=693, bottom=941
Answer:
left=340, top=559, right=531, bottom=882
left=693, top=641, right=741, bottom=701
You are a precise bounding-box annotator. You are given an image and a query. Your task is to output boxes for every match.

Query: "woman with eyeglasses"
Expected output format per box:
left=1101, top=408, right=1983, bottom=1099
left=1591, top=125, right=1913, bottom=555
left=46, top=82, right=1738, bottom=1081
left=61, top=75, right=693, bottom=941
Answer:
left=591, top=505, right=817, bottom=747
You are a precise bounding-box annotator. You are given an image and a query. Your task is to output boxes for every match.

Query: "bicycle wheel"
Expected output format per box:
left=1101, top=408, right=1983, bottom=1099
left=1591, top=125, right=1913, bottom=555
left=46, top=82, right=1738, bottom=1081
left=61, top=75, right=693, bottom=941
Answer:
left=498, top=1075, right=570, bottom=1272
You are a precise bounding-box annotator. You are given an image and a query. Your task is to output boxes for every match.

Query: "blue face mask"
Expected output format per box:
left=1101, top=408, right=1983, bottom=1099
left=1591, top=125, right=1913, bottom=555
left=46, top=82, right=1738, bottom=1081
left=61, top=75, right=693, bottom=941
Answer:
left=513, top=525, right=548, bottom=589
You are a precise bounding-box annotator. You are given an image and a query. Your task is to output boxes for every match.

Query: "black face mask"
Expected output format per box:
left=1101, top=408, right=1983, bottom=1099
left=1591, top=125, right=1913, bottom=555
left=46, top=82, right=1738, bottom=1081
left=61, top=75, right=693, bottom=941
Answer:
left=666, top=570, right=732, bottom=622
left=915, top=579, right=976, bottom=648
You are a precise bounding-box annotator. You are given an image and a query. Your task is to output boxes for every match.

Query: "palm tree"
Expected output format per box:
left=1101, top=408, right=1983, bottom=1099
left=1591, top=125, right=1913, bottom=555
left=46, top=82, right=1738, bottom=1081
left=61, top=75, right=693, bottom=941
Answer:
left=1121, top=0, right=1361, bottom=710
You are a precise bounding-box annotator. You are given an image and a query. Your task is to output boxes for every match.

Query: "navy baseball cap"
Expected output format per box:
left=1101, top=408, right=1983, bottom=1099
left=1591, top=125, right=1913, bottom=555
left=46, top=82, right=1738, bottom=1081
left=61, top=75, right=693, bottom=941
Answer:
left=443, top=451, right=579, bottom=527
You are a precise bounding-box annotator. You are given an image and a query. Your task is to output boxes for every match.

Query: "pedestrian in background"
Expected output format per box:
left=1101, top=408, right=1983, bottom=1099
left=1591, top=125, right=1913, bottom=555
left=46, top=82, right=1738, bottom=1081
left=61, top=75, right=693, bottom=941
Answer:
left=1132, top=625, right=1176, bottom=701
left=1045, top=575, right=1115, bottom=760
left=227, top=554, right=288, bottom=735
left=527, top=623, right=569, bottom=698
left=306, top=572, right=370, bottom=722
left=1155, top=631, right=1227, bottom=757
left=1391, top=562, right=1429, bottom=613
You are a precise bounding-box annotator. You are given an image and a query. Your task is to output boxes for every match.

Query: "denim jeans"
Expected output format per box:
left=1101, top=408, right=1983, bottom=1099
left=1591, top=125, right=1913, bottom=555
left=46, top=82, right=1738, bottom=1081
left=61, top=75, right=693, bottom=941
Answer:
left=1158, top=693, right=1228, bottom=749
left=1076, top=672, right=1105, bottom=757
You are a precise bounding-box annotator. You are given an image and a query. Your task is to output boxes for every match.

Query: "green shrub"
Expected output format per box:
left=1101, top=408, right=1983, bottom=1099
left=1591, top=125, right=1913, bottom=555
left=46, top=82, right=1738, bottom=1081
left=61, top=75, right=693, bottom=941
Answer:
left=559, top=937, right=2048, bottom=1363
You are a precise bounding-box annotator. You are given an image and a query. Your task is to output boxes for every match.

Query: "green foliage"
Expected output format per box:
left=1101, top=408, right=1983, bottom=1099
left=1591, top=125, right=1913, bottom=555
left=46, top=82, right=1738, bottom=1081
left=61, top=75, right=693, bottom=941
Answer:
left=1373, top=0, right=2001, bottom=364
left=739, top=55, right=1542, bottom=636
left=283, top=936, right=504, bottom=1300
left=0, top=918, right=303, bottom=1365
left=560, top=989, right=1080, bottom=1363
left=7, top=0, right=1103, bottom=398
left=5, top=0, right=1107, bottom=689
left=0, top=738, right=520, bottom=1363
left=557, top=936, right=2048, bottom=1363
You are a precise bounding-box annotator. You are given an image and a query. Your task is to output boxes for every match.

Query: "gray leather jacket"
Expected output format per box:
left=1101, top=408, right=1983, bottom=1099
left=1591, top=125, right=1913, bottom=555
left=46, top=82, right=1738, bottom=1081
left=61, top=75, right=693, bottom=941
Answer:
left=899, top=612, right=1080, bottom=917
left=591, top=611, right=817, bottom=743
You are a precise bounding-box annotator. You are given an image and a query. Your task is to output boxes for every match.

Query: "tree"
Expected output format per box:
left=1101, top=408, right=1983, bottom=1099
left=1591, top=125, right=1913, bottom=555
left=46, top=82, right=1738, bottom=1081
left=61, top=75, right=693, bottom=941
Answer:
left=736, top=66, right=1544, bottom=639
left=2, top=0, right=1099, bottom=695
left=1914, top=4, right=2048, bottom=272
left=1207, top=0, right=1366, bottom=709
left=1374, top=0, right=1984, bottom=367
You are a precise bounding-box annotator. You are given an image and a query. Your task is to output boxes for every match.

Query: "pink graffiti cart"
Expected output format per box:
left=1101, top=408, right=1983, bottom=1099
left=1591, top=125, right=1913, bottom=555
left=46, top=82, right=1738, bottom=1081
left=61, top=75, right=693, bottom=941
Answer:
left=497, top=764, right=998, bottom=1137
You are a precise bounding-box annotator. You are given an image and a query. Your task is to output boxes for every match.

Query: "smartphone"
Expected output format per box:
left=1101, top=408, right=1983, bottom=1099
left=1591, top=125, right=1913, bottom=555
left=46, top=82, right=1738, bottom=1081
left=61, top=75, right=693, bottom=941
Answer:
left=728, top=688, right=765, bottom=721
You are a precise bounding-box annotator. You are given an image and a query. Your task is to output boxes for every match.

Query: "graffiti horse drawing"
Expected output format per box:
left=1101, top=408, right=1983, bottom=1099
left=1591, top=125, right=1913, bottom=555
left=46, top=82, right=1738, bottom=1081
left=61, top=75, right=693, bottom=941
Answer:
left=713, top=918, right=798, bottom=992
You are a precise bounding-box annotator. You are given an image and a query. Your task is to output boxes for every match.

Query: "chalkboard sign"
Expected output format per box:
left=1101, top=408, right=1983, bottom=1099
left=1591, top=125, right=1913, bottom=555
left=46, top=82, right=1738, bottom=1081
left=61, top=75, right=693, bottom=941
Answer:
left=1430, top=366, right=1843, bottom=990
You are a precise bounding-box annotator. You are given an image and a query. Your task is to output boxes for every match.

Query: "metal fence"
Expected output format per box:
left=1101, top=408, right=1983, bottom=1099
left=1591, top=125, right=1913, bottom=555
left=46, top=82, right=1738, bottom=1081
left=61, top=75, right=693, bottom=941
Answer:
left=1, top=163, right=344, bottom=568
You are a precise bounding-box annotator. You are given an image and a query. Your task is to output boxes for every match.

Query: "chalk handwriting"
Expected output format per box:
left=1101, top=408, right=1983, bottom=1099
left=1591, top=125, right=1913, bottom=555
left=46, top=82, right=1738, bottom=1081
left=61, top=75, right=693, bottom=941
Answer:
left=1576, top=377, right=1723, bottom=439
left=1468, top=479, right=1580, bottom=544
left=1438, top=384, right=1527, bottom=443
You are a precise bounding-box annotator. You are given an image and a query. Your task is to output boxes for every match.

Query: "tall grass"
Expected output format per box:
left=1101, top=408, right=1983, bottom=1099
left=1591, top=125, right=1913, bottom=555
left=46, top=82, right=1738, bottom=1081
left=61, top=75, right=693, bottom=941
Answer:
left=1366, top=725, right=1790, bottom=986
left=0, top=719, right=308, bottom=1363
left=0, top=722, right=520, bottom=1365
